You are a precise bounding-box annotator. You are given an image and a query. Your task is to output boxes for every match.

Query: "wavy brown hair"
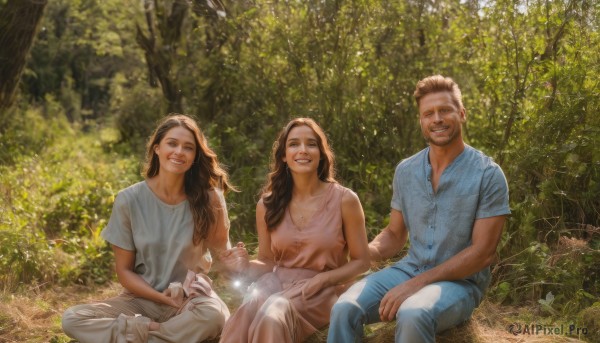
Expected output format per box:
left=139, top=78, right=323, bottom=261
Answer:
left=261, top=118, right=337, bottom=231
left=143, top=113, right=234, bottom=245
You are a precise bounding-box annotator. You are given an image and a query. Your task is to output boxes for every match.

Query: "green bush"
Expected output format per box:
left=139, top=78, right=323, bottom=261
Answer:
left=0, top=113, right=139, bottom=290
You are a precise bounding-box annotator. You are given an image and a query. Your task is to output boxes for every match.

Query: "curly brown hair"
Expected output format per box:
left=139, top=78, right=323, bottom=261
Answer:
left=143, top=113, right=234, bottom=244
left=261, top=118, right=337, bottom=231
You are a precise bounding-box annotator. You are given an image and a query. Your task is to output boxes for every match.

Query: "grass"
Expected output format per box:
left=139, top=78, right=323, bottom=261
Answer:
left=0, top=279, right=592, bottom=343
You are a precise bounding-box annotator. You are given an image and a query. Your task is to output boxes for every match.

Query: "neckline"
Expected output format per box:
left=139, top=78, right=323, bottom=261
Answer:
left=287, top=182, right=334, bottom=228
left=143, top=180, right=188, bottom=209
left=425, top=145, right=470, bottom=194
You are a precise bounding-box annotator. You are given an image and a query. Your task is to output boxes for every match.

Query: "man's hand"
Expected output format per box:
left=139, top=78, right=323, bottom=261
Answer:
left=379, top=278, right=421, bottom=321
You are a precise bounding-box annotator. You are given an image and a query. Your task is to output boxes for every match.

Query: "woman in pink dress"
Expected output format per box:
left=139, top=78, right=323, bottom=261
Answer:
left=219, top=118, right=370, bottom=343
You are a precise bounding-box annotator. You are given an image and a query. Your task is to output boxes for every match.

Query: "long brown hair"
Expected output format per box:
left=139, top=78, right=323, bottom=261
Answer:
left=143, top=113, right=234, bottom=244
left=261, top=118, right=337, bottom=231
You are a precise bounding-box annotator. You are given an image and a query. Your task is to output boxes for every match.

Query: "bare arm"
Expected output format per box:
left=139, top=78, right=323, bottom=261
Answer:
left=302, top=190, right=370, bottom=297
left=205, top=189, right=241, bottom=277
left=247, top=199, right=278, bottom=278
left=219, top=199, right=275, bottom=281
left=378, top=215, right=506, bottom=321
left=369, top=209, right=409, bottom=261
left=113, top=245, right=178, bottom=307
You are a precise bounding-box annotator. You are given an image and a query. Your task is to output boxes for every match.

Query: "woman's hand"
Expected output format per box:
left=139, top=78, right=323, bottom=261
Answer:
left=219, top=242, right=250, bottom=275
left=161, top=288, right=183, bottom=308
left=301, top=273, right=330, bottom=299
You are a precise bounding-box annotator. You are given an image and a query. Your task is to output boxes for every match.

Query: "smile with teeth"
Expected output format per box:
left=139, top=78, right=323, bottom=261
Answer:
left=295, top=159, right=312, bottom=163
left=431, top=127, right=448, bottom=133
left=169, top=158, right=186, bottom=165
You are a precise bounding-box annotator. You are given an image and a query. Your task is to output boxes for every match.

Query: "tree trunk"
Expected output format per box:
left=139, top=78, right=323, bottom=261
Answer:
left=0, top=0, right=48, bottom=111
left=135, top=0, right=189, bottom=114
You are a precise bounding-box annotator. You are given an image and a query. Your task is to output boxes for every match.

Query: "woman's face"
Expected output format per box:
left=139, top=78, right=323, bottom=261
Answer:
left=282, top=125, right=321, bottom=175
left=154, top=126, right=197, bottom=175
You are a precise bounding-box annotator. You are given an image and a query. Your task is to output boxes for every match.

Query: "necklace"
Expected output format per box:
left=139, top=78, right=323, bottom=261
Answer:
left=290, top=198, right=321, bottom=227
left=289, top=183, right=329, bottom=227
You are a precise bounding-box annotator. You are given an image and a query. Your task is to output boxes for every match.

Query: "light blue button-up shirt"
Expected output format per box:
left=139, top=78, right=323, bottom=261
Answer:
left=391, top=145, right=511, bottom=291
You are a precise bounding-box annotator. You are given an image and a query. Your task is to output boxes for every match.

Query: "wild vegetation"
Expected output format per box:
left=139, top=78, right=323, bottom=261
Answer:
left=0, top=0, right=598, bottom=342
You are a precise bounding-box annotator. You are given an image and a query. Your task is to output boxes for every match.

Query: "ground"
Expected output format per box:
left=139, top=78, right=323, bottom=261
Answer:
left=0, top=279, right=592, bottom=343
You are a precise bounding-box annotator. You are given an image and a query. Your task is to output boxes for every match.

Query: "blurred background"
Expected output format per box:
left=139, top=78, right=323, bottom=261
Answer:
left=0, top=0, right=598, bottom=340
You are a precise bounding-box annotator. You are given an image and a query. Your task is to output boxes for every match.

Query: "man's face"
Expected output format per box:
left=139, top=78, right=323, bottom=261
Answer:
left=419, top=91, right=466, bottom=147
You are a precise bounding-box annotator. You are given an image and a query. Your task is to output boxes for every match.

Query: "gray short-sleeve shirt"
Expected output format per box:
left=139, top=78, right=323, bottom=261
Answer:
left=391, top=145, right=510, bottom=290
left=101, top=181, right=221, bottom=291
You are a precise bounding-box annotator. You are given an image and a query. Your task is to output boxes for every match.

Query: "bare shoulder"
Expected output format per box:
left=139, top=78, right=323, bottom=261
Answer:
left=256, top=197, right=266, bottom=213
left=341, top=186, right=361, bottom=206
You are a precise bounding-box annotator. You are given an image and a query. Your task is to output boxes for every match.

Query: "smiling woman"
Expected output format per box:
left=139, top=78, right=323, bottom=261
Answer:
left=218, top=117, right=371, bottom=343
left=60, top=113, right=244, bottom=343
left=152, top=126, right=197, bottom=179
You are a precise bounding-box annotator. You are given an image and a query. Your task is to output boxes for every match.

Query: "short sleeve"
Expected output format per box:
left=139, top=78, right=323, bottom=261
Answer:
left=206, top=189, right=232, bottom=252
left=100, top=192, right=135, bottom=251
left=476, top=164, right=511, bottom=219
left=390, top=163, right=403, bottom=212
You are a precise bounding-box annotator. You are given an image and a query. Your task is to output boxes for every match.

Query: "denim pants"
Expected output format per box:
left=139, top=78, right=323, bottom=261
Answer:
left=327, top=265, right=483, bottom=343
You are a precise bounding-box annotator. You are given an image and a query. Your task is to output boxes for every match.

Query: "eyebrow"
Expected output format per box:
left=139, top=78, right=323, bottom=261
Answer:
left=287, top=137, right=318, bottom=142
left=165, top=137, right=196, bottom=146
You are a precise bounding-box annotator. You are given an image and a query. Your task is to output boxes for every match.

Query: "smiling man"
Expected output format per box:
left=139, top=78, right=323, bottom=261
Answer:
left=328, top=75, right=511, bottom=343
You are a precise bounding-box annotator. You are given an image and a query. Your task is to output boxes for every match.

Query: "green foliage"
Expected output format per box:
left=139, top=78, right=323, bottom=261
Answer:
left=21, top=0, right=143, bottom=121
left=2, top=0, right=599, bottom=320
left=0, top=109, right=139, bottom=291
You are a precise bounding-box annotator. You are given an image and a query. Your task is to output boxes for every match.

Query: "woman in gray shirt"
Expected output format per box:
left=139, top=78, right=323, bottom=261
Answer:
left=62, top=114, right=242, bottom=342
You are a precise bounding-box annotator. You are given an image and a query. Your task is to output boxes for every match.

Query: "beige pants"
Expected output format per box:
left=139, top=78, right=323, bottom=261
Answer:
left=62, top=291, right=230, bottom=343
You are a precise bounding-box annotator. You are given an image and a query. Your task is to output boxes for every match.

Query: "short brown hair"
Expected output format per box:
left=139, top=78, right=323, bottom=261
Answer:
left=413, top=75, right=463, bottom=110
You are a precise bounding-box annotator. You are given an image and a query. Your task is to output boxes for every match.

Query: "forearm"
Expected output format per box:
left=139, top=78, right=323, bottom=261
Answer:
left=319, top=258, right=370, bottom=288
left=118, top=270, right=170, bottom=305
left=411, top=245, right=495, bottom=288
left=369, top=226, right=407, bottom=261
left=416, top=216, right=505, bottom=286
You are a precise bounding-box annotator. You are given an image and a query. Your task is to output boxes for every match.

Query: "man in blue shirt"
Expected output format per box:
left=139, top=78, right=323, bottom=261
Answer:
left=328, top=75, right=511, bottom=343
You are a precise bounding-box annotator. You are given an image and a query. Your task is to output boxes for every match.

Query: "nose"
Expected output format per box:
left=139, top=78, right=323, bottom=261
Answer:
left=432, top=111, right=443, bottom=123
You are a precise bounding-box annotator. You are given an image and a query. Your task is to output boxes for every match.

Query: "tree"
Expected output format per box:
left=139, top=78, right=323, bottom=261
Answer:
left=0, top=0, right=47, bottom=111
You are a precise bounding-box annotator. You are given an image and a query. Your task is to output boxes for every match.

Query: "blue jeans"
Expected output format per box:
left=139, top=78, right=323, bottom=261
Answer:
left=327, top=265, right=484, bottom=343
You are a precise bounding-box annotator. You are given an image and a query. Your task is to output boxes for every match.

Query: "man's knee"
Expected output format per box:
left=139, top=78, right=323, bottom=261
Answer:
left=396, top=306, right=434, bottom=329
left=330, top=298, right=363, bottom=324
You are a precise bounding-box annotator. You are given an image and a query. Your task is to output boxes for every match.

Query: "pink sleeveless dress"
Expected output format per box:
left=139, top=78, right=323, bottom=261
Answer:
left=220, top=182, right=350, bottom=343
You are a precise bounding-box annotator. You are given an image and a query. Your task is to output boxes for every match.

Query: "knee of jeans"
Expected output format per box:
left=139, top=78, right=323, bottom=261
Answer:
left=396, top=306, right=433, bottom=328
left=330, top=299, right=363, bottom=323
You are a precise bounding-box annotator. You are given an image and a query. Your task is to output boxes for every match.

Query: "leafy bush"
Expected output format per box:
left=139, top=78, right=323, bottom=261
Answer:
left=0, top=112, right=139, bottom=291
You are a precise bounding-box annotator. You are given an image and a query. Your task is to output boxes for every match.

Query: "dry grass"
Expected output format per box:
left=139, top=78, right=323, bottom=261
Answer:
left=0, top=281, right=592, bottom=343
left=0, top=282, right=122, bottom=342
